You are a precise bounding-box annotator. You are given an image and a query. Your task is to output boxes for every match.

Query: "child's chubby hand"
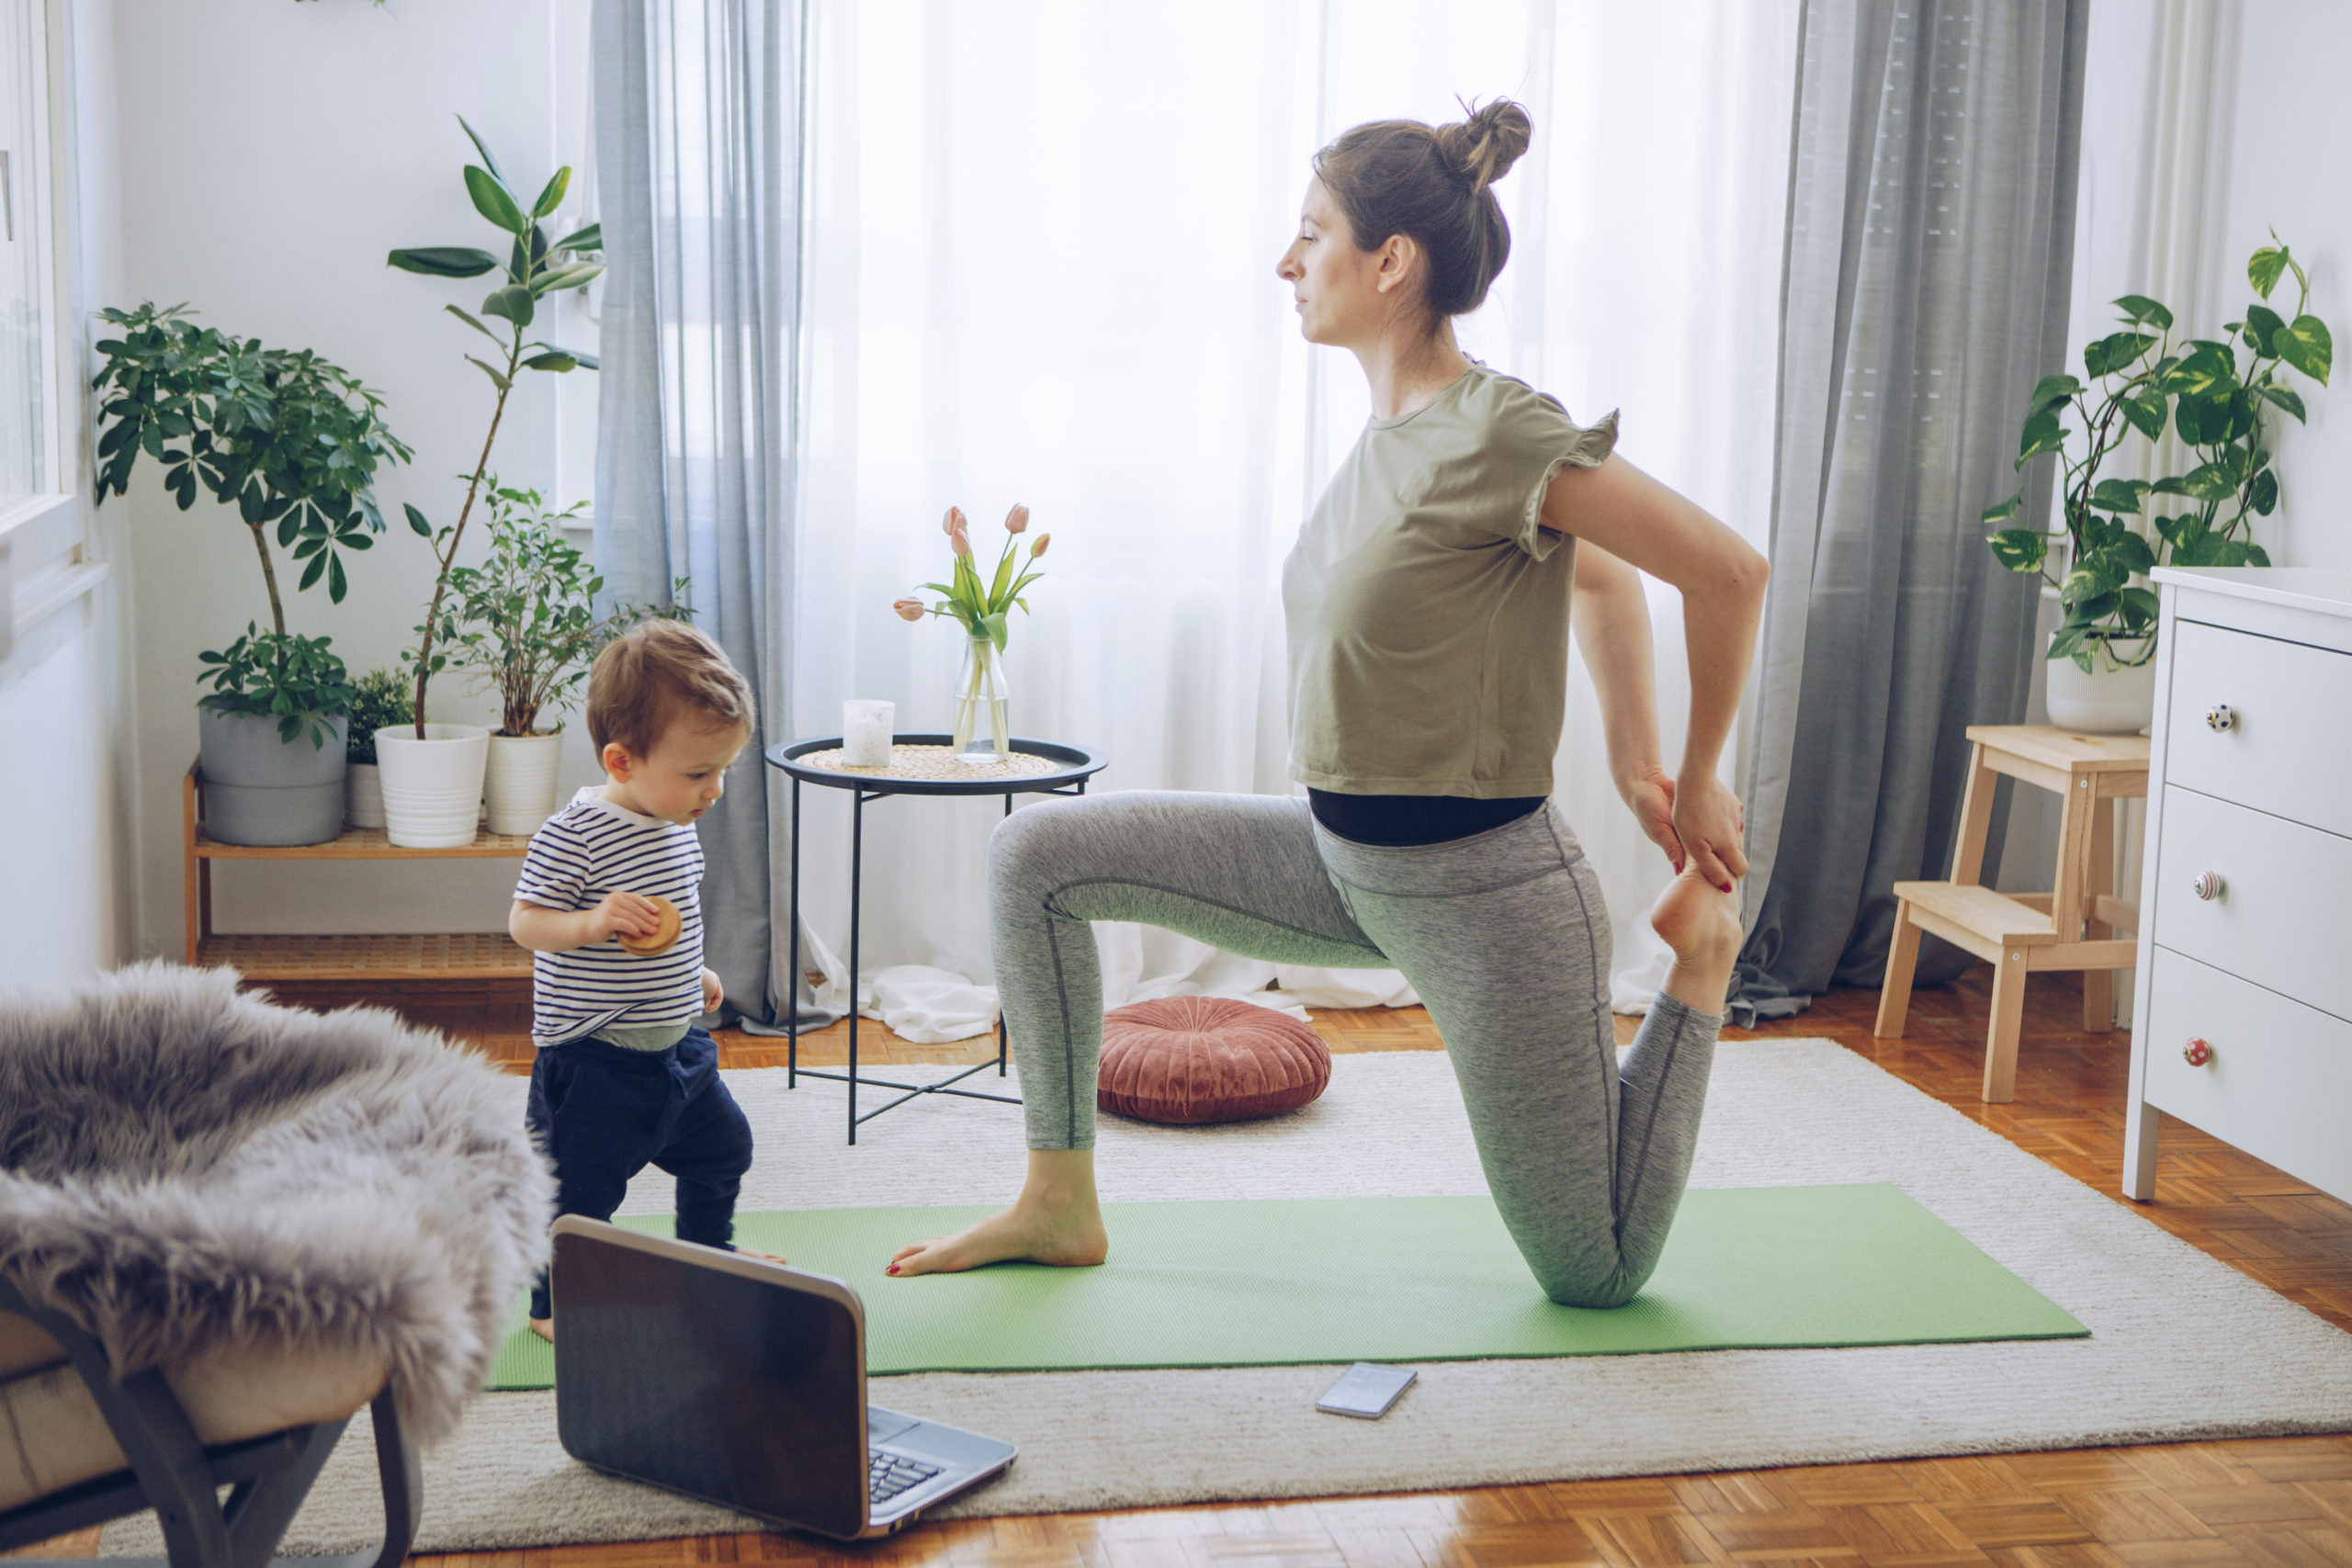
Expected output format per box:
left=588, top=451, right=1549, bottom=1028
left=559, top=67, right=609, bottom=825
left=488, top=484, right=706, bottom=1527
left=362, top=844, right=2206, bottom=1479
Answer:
left=702, top=967, right=725, bottom=1013
left=587, top=890, right=664, bottom=945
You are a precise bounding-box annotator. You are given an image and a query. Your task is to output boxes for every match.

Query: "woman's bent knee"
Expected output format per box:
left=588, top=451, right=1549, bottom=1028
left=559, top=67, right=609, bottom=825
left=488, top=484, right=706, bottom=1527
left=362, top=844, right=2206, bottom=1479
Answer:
left=1531, top=1258, right=1647, bottom=1310
left=988, top=795, right=1099, bottom=897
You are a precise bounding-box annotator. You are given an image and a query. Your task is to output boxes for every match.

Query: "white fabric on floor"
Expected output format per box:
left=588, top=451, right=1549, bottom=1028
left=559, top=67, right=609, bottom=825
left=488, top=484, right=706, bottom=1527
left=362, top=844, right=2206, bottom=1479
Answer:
left=103, top=1042, right=2352, bottom=1554
left=853, top=965, right=999, bottom=1044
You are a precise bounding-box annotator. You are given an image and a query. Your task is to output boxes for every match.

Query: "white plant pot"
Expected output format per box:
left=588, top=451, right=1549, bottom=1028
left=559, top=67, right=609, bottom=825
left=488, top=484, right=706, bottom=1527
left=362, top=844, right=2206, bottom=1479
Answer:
left=485, top=729, right=565, bottom=836
left=373, top=723, right=490, bottom=848
left=2045, top=636, right=2155, bottom=735
left=345, top=762, right=386, bottom=829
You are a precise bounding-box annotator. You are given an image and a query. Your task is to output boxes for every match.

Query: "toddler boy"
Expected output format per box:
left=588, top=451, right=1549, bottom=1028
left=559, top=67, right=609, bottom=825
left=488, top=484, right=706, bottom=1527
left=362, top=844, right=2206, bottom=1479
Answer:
left=509, top=620, right=762, bottom=1338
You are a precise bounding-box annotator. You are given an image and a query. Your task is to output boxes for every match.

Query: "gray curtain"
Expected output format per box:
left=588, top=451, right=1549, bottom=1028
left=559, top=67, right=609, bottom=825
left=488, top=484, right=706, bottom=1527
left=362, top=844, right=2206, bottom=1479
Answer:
left=1735, top=0, right=2089, bottom=1021
left=594, top=0, right=827, bottom=1029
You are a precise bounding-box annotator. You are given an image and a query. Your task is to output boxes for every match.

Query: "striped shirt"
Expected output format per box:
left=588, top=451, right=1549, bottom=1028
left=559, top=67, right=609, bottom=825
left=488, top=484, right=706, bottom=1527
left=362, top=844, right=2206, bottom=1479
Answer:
left=514, top=788, right=707, bottom=1047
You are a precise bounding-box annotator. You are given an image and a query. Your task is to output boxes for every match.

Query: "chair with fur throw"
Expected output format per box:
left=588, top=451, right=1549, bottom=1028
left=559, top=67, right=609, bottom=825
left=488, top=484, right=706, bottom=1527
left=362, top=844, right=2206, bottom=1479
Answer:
left=0, top=964, right=552, bottom=1568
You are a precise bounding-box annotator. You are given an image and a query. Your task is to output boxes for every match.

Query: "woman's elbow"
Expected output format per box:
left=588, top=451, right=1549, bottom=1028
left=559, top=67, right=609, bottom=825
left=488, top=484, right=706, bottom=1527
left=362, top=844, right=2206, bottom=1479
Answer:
left=1731, top=542, right=1770, bottom=604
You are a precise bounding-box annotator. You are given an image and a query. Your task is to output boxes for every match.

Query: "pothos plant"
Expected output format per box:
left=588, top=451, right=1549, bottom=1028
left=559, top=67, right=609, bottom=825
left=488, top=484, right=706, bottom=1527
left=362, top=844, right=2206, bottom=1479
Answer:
left=91, top=302, right=413, bottom=743
left=1984, top=235, right=2332, bottom=671
left=413, top=482, right=691, bottom=739
left=386, top=115, right=603, bottom=735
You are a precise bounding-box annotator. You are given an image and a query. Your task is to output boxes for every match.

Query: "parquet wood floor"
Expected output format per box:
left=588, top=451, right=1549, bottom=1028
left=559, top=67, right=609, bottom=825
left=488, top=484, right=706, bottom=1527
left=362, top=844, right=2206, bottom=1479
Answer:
left=17, top=969, right=2350, bottom=1568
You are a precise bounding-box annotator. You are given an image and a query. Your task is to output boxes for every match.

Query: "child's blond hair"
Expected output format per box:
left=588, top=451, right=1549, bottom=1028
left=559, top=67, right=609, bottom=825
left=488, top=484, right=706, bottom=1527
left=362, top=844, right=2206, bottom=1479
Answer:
left=586, top=620, right=756, bottom=761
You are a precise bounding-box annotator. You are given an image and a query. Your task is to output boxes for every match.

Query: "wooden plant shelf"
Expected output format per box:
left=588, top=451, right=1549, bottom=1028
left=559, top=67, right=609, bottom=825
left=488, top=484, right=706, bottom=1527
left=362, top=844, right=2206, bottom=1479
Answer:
left=195, top=823, right=536, bottom=859
left=196, top=932, right=533, bottom=982
left=184, top=762, right=532, bottom=993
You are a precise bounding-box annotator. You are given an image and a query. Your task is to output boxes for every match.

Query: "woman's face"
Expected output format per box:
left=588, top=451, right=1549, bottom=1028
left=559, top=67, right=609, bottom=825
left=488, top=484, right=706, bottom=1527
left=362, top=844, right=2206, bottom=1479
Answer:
left=1276, top=178, right=1397, bottom=347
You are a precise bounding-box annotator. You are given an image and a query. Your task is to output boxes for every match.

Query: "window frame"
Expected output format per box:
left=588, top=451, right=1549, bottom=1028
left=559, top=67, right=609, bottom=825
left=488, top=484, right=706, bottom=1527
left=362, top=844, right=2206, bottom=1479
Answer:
left=0, top=0, right=106, bottom=670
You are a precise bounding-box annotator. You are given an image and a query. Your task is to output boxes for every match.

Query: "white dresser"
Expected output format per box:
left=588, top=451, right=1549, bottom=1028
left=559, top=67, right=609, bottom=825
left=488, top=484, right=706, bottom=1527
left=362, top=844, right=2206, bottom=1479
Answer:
left=2125, top=566, right=2352, bottom=1203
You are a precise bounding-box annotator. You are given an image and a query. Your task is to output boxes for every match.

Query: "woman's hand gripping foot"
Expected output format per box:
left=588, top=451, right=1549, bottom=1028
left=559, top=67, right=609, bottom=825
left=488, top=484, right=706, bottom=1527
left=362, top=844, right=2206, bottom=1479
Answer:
left=888, top=1148, right=1110, bottom=1277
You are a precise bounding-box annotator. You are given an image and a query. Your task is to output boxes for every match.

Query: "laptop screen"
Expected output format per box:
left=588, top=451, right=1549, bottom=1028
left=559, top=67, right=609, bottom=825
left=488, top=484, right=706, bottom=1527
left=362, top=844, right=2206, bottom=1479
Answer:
left=551, top=1227, right=866, bottom=1540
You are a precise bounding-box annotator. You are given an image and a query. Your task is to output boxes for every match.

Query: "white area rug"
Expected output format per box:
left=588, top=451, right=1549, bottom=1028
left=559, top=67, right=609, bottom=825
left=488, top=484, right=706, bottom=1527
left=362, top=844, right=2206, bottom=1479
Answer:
left=103, top=1042, right=2352, bottom=1554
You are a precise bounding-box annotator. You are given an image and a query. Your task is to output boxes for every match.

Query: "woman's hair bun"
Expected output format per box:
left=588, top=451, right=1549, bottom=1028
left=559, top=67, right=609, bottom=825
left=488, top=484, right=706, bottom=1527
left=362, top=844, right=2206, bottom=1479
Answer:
left=1432, top=97, right=1532, bottom=194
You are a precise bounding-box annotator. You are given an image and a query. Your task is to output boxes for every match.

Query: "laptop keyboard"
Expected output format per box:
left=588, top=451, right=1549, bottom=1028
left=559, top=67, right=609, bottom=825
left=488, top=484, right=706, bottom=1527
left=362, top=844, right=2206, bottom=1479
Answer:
left=869, top=1449, right=943, bottom=1506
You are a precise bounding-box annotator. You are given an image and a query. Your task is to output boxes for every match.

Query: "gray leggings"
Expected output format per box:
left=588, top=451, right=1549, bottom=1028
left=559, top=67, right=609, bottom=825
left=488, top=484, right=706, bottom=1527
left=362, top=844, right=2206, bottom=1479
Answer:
left=988, top=791, right=1722, bottom=1307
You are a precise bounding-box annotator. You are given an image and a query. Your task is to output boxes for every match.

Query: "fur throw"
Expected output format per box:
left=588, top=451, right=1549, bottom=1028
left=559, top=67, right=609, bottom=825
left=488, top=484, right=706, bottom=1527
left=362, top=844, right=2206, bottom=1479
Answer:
left=0, top=963, right=552, bottom=1445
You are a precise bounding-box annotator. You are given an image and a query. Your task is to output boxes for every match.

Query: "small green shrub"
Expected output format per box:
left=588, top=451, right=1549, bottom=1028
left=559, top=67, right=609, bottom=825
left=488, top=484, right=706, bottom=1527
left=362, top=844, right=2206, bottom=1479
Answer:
left=345, top=667, right=416, bottom=764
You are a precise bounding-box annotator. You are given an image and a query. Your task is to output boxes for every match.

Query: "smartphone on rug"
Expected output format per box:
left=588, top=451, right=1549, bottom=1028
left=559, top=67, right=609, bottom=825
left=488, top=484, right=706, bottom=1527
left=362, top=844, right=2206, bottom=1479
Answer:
left=1317, top=1362, right=1417, bottom=1418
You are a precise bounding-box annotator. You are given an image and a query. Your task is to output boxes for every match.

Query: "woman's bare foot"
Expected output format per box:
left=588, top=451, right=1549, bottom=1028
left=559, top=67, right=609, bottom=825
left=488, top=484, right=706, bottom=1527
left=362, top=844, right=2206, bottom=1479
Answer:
left=529, top=1316, right=554, bottom=1343
left=888, top=1149, right=1108, bottom=1277
left=1650, top=863, right=1744, bottom=1015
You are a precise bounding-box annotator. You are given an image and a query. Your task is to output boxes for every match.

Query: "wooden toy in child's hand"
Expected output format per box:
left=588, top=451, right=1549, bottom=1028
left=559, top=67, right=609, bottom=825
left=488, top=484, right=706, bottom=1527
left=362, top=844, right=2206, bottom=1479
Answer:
left=619, top=896, right=683, bottom=957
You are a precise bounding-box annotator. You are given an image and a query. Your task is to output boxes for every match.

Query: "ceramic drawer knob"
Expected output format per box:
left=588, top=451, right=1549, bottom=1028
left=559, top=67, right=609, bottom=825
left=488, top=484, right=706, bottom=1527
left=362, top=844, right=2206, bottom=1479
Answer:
left=2204, top=703, right=2235, bottom=731
left=2191, top=870, right=2224, bottom=901
left=2182, top=1036, right=2213, bottom=1067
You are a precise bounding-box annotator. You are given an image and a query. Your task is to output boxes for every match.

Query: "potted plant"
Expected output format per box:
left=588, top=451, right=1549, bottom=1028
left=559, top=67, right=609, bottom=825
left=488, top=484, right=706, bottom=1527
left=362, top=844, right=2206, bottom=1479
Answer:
left=378, top=115, right=603, bottom=847
left=343, top=666, right=414, bottom=829
left=93, top=303, right=412, bottom=844
left=424, top=482, right=688, bottom=834
left=1984, top=234, right=2332, bottom=732
left=890, top=503, right=1050, bottom=761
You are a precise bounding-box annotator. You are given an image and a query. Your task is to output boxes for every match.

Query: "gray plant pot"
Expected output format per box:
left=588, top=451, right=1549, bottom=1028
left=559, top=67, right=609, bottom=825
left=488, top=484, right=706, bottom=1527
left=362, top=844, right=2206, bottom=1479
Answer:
left=198, top=706, right=351, bottom=846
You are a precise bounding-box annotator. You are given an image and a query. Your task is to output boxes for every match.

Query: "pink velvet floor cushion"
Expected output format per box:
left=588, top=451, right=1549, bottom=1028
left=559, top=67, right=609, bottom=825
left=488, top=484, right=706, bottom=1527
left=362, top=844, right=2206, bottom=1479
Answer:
left=1097, top=995, right=1332, bottom=1125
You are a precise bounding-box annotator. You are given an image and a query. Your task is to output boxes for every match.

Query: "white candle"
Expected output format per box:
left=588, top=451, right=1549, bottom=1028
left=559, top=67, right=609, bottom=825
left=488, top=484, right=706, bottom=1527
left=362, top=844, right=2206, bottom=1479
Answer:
left=842, top=699, right=894, bottom=767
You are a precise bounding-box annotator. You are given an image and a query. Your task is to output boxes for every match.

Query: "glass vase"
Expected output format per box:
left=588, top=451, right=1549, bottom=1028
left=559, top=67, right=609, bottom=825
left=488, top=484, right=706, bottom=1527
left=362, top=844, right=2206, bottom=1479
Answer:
left=951, top=635, right=1011, bottom=761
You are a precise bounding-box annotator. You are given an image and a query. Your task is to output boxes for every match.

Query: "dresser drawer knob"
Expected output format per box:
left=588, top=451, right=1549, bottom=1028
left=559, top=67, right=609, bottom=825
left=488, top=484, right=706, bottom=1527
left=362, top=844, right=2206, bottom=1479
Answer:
left=2204, top=704, right=2235, bottom=731
left=2183, top=1037, right=2213, bottom=1067
left=2190, top=871, right=2224, bottom=901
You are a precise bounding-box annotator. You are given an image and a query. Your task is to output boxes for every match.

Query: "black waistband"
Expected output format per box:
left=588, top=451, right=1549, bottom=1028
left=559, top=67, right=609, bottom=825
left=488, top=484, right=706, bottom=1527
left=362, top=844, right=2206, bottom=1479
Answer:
left=1306, top=789, right=1545, bottom=848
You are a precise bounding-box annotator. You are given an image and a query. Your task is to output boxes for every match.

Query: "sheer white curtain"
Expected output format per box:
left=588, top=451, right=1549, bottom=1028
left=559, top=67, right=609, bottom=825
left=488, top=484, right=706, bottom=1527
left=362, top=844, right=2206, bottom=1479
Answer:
left=791, top=1, right=1795, bottom=1026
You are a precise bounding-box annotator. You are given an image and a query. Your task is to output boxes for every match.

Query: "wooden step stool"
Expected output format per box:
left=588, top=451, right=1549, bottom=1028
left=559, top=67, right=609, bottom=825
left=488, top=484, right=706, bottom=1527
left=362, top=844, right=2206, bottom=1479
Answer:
left=1874, top=724, right=2149, bottom=1103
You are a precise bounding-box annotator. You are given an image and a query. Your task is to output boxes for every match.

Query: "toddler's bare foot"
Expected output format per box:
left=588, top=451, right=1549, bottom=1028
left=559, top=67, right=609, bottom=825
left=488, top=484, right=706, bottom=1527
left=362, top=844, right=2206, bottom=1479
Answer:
left=887, top=1198, right=1109, bottom=1277
left=1651, top=864, right=1743, bottom=1015
left=528, top=1316, right=554, bottom=1343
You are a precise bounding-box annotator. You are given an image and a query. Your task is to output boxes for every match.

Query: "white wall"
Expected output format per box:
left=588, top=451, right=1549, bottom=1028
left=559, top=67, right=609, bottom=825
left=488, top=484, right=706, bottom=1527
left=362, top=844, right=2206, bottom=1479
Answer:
left=2210, top=3, right=2351, bottom=569
left=0, top=594, right=127, bottom=982
left=2068, top=1, right=2351, bottom=572
left=96, top=0, right=601, bottom=955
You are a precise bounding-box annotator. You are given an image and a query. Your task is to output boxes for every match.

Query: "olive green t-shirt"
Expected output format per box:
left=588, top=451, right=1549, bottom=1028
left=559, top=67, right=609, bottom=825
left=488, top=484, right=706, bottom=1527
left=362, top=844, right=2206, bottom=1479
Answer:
left=1282, top=362, right=1618, bottom=798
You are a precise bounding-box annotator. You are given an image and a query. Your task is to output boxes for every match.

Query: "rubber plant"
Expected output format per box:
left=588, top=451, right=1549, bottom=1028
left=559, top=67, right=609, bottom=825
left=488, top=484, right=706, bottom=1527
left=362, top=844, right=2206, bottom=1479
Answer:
left=91, top=302, right=412, bottom=743
left=1984, top=234, right=2331, bottom=671
left=387, top=115, right=603, bottom=736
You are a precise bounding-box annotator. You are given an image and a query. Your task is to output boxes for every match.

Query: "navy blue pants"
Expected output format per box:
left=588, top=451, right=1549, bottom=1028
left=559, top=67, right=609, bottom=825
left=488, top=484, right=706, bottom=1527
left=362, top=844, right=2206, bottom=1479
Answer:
left=526, top=1026, right=754, bottom=1318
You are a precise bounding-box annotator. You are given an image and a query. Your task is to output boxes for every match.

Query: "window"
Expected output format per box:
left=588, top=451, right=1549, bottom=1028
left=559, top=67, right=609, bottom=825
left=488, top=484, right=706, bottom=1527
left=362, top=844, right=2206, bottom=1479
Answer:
left=0, top=0, right=101, bottom=669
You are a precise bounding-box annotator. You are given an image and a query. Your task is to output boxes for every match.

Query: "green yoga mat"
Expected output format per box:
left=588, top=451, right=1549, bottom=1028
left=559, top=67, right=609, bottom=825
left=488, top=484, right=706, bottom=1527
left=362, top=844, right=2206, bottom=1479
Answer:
left=488, top=1183, right=2083, bottom=1388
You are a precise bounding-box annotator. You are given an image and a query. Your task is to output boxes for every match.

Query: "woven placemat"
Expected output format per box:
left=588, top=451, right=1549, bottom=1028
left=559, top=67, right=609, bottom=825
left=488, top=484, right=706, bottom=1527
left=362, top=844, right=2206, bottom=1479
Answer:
left=793, top=744, right=1060, bottom=781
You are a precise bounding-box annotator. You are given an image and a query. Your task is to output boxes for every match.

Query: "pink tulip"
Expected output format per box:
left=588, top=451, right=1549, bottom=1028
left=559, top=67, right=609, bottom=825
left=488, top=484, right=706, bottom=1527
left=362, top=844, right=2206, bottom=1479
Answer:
left=1004, top=502, right=1031, bottom=535
left=951, top=530, right=972, bottom=558
left=942, top=506, right=967, bottom=537
left=892, top=598, right=925, bottom=622
left=1030, top=532, right=1050, bottom=558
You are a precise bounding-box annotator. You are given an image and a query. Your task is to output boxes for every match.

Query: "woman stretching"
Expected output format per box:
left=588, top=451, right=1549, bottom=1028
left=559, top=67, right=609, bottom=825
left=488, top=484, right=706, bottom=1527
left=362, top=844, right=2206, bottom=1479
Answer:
left=889, top=100, right=1768, bottom=1307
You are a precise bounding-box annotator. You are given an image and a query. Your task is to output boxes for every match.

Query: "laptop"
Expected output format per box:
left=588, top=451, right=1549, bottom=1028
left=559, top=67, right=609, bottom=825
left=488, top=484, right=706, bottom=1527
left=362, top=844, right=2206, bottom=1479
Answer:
left=549, top=1216, right=1017, bottom=1540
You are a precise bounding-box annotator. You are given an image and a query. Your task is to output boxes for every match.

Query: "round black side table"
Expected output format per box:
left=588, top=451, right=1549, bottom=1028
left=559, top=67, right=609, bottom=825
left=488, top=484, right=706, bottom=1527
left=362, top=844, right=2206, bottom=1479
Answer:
left=764, top=733, right=1109, bottom=1144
